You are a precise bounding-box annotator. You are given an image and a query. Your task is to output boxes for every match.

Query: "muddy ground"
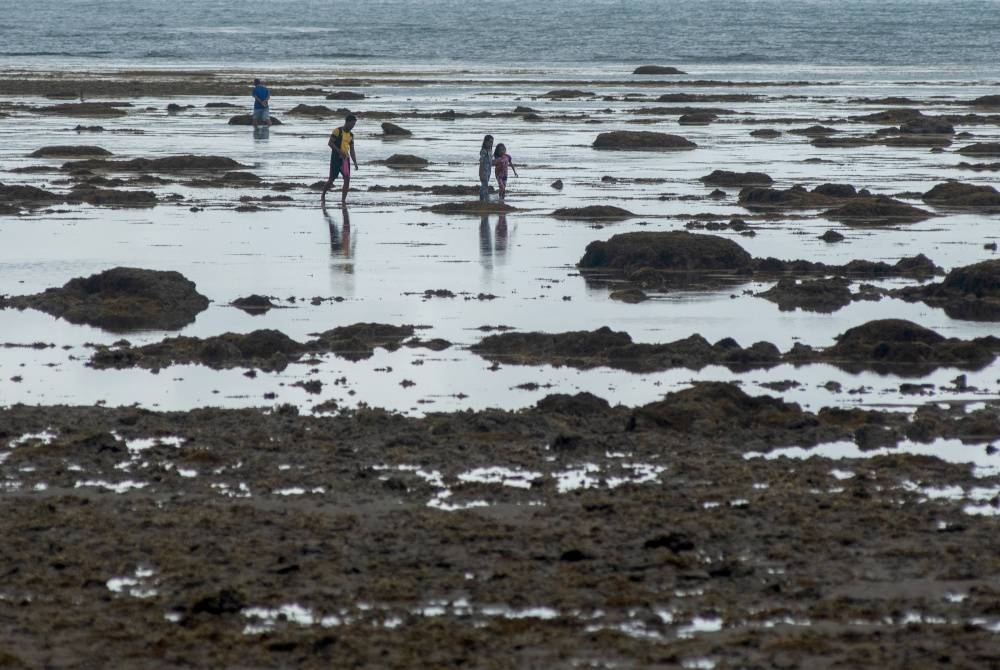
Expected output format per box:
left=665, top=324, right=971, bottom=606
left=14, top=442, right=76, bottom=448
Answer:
left=2, top=386, right=1000, bottom=669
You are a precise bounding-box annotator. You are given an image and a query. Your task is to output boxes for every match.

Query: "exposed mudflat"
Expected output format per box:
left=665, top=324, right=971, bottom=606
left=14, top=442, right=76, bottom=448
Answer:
left=3, top=63, right=1000, bottom=668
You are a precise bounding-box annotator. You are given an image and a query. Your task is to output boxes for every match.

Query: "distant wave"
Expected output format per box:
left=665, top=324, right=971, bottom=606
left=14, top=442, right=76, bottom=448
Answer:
left=307, top=52, right=379, bottom=59
left=0, top=50, right=113, bottom=57
left=675, top=52, right=783, bottom=64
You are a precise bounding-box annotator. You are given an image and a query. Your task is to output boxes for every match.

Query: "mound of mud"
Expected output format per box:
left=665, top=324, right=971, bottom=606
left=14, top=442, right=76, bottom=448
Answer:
left=0, top=183, right=63, bottom=206
left=33, top=102, right=127, bottom=117
left=592, top=131, right=697, bottom=150
left=822, top=197, right=933, bottom=225
left=63, top=155, right=249, bottom=173
left=739, top=184, right=863, bottom=210
left=957, top=142, right=1000, bottom=156
left=700, top=170, right=773, bottom=187
left=579, top=231, right=753, bottom=274
left=227, top=114, right=283, bottom=125
left=286, top=104, right=337, bottom=117
left=750, top=128, right=781, bottom=138
left=423, top=201, right=515, bottom=215
left=1, top=267, right=209, bottom=332
left=632, top=65, right=685, bottom=75
left=381, top=122, right=411, bottom=136
left=922, top=181, right=1000, bottom=207
left=895, top=259, right=1000, bottom=320
left=757, top=277, right=854, bottom=312
left=551, top=206, right=634, bottom=220
left=90, top=323, right=422, bottom=371
left=378, top=154, right=429, bottom=168
left=29, top=145, right=112, bottom=158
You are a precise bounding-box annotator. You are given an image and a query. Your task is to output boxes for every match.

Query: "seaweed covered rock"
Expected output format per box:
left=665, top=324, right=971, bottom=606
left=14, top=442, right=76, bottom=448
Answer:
left=634, top=383, right=824, bottom=440
left=738, top=184, right=860, bottom=210
left=381, top=122, right=412, bottom=136
left=33, top=102, right=128, bottom=118
left=822, top=197, right=933, bottom=225
left=423, top=201, right=516, bottom=215
left=898, top=117, right=955, bottom=135
left=850, top=108, right=924, bottom=124
left=63, top=155, right=249, bottom=173
left=922, top=181, right=1000, bottom=207
left=68, top=186, right=157, bottom=207
left=551, top=206, right=634, bottom=220
left=593, top=131, right=697, bottom=151
left=757, top=277, right=854, bottom=312
left=824, top=319, right=999, bottom=371
left=325, top=91, right=365, bottom=100
left=231, top=295, right=278, bottom=314
left=89, top=323, right=418, bottom=371
left=895, top=259, right=1000, bottom=320
left=378, top=154, right=430, bottom=168
left=286, top=104, right=338, bottom=117
left=700, top=170, right=773, bottom=187
left=0, top=183, right=63, bottom=206
left=29, top=145, right=112, bottom=158
left=957, top=143, right=1000, bottom=156
left=1, top=267, right=209, bottom=332
left=579, top=231, right=753, bottom=274
left=227, top=114, right=282, bottom=125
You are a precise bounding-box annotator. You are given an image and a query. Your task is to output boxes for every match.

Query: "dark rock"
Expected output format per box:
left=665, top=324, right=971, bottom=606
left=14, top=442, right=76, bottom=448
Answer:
left=758, top=277, right=853, bottom=312
left=29, top=145, right=112, bottom=158
left=0, top=183, right=63, bottom=206
left=579, top=231, right=753, bottom=274
left=700, top=170, right=773, bottom=187
left=325, top=91, right=365, bottom=100
left=633, top=65, right=686, bottom=75
left=535, top=392, right=610, bottom=416
left=286, top=104, right=337, bottom=117
left=68, top=186, right=157, bottom=207
left=898, top=117, right=955, bottom=135
left=750, top=129, right=781, bottom=138
left=1, top=267, right=209, bottom=332
left=551, top=179, right=564, bottom=190
left=850, top=109, right=924, bottom=124
left=551, top=206, right=634, bottom=220
left=33, top=102, right=127, bottom=118
left=62, top=155, right=249, bottom=173
left=227, top=114, right=282, bottom=125
left=378, top=154, right=429, bottom=168
left=593, top=131, right=697, bottom=151
left=788, top=125, right=840, bottom=136
left=820, top=230, right=845, bottom=243
left=895, top=259, right=1000, bottom=320
left=381, top=122, right=411, bottom=136
left=810, top=137, right=878, bottom=148
left=542, top=90, right=594, bottom=98
left=957, top=143, right=1000, bottom=156
left=609, top=289, right=648, bottom=303
left=422, top=201, right=516, bottom=215
left=678, top=112, right=717, bottom=125
left=822, top=197, right=934, bottom=225
left=232, top=295, right=277, bottom=314
left=922, top=181, right=1000, bottom=208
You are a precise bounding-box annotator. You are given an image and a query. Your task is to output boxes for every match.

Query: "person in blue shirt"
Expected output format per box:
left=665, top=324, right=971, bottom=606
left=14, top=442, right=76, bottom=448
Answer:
left=251, top=78, right=271, bottom=129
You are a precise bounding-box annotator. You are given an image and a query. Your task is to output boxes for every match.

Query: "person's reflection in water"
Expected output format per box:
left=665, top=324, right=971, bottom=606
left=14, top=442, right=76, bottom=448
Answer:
left=479, top=215, right=493, bottom=270
left=323, top=204, right=352, bottom=260
left=253, top=125, right=269, bottom=140
left=494, top=213, right=508, bottom=263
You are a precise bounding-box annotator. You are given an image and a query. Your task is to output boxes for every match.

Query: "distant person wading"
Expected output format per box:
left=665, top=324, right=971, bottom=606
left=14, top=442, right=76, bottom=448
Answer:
left=321, top=113, right=359, bottom=206
left=251, top=78, right=271, bottom=129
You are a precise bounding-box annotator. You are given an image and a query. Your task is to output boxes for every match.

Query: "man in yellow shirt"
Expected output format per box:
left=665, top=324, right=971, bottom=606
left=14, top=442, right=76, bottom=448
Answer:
left=321, top=113, right=358, bottom=205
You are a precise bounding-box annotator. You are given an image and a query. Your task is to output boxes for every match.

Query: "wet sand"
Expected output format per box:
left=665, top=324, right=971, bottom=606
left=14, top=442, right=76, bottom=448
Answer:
left=2, top=64, right=1000, bottom=668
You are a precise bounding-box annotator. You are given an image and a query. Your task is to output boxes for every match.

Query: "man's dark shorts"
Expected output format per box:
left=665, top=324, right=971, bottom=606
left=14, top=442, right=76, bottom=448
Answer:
left=328, top=153, right=350, bottom=181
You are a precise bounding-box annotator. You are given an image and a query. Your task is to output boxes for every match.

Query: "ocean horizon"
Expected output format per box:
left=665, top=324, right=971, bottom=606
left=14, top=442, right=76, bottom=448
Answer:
left=4, top=0, right=1000, bottom=69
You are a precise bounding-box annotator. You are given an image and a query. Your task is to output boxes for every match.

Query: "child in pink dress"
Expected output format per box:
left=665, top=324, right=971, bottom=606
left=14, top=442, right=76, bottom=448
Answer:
left=492, top=143, right=519, bottom=200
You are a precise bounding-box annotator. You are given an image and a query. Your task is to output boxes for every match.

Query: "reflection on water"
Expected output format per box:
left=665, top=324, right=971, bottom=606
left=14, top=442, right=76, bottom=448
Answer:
left=324, top=205, right=353, bottom=262
left=252, top=126, right=270, bottom=141
left=479, top=214, right=509, bottom=271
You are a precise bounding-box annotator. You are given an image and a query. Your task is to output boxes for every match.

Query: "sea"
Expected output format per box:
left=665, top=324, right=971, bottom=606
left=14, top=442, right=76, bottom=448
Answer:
left=3, top=0, right=1000, bottom=72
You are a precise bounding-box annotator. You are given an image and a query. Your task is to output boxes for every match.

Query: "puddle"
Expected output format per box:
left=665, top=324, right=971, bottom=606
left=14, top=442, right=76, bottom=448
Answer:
left=107, top=566, right=157, bottom=598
